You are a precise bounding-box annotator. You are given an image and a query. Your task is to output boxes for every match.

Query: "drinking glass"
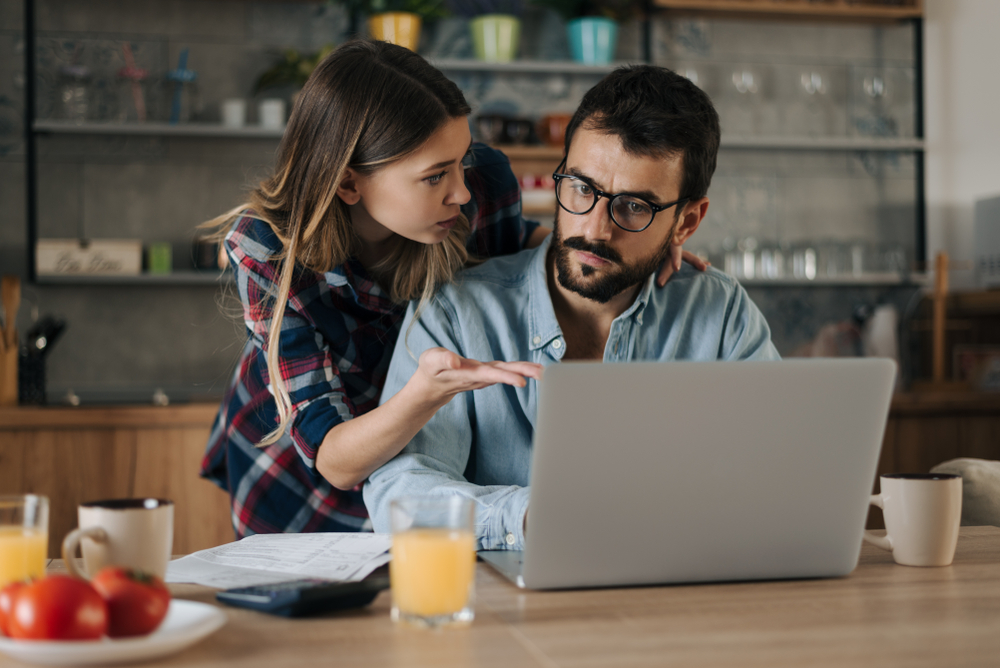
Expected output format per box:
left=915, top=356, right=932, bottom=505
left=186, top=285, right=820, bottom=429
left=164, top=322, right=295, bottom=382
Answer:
left=0, top=495, right=49, bottom=588
left=389, top=496, right=475, bottom=628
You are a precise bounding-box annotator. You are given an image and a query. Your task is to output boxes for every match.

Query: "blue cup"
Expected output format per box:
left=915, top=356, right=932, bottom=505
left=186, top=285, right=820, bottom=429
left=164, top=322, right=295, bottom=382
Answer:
left=567, top=17, right=618, bottom=65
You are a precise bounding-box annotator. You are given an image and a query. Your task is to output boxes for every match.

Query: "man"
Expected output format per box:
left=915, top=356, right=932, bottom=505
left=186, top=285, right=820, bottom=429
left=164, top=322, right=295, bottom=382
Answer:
left=364, top=65, right=780, bottom=549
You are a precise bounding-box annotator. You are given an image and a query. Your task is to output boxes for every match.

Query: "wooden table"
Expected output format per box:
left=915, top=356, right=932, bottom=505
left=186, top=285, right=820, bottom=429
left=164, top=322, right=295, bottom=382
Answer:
left=12, top=526, right=999, bottom=668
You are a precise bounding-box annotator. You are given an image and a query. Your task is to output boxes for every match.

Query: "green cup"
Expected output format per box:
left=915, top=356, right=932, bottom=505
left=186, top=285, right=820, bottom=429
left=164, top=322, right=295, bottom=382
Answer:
left=469, top=14, right=520, bottom=63
left=147, top=242, right=172, bottom=275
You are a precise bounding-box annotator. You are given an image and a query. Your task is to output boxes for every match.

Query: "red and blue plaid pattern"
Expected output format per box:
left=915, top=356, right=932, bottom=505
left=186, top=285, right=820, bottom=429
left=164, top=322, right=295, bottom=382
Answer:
left=201, top=145, right=539, bottom=539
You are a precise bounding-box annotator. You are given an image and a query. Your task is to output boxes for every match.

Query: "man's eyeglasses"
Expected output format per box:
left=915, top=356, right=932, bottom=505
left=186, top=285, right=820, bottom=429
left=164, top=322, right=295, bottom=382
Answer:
left=551, top=160, right=689, bottom=233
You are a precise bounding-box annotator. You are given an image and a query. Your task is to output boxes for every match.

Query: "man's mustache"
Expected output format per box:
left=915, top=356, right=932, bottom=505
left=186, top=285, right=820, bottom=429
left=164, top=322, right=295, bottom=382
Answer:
left=560, top=236, right=622, bottom=264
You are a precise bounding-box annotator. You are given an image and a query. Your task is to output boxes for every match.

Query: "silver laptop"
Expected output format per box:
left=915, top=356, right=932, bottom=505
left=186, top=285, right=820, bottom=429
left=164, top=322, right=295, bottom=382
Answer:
left=479, top=358, right=896, bottom=589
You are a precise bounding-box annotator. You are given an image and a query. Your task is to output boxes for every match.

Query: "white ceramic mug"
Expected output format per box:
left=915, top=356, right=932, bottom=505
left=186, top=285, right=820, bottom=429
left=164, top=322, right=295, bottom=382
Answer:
left=863, top=474, right=962, bottom=567
left=221, top=98, right=246, bottom=128
left=62, top=498, right=174, bottom=579
left=258, top=98, right=286, bottom=129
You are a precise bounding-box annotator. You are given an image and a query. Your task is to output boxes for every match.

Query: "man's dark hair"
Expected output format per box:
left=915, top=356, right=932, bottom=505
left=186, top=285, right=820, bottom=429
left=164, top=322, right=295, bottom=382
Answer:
left=563, top=65, right=721, bottom=202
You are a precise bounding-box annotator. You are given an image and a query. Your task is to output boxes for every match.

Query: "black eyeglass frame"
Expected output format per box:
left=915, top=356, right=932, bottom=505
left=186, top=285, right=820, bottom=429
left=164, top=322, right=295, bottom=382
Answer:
left=551, top=160, right=690, bottom=233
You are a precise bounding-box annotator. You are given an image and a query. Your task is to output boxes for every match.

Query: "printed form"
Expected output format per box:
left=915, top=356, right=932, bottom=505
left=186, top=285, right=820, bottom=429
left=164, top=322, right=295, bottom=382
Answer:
left=166, top=533, right=392, bottom=588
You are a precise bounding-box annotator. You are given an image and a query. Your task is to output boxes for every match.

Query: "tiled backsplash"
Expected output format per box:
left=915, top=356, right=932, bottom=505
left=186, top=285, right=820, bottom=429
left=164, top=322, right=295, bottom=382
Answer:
left=0, top=0, right=923, bottom=401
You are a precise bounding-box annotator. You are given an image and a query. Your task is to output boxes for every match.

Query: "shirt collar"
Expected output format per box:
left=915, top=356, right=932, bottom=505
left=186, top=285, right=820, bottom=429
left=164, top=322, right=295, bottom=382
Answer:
left=323, top=265, right=350, bottom=288
left=526, top=236, right=563, bottom=352
left=324, top=259, right=395, bottom=313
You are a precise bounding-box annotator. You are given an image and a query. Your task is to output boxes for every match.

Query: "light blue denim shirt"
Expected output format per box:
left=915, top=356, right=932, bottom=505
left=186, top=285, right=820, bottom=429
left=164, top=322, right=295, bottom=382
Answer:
left=364, top=236, right=780, bottom=549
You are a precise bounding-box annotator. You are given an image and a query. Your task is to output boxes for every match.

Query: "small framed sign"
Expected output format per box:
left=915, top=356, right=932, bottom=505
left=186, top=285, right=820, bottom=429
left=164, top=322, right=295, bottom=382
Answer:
left=36, top=239, right=142, bottom=276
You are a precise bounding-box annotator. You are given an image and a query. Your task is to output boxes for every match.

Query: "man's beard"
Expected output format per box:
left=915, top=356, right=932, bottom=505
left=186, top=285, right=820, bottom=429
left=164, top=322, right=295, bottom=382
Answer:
left=551, top=211, right=675, bottom=304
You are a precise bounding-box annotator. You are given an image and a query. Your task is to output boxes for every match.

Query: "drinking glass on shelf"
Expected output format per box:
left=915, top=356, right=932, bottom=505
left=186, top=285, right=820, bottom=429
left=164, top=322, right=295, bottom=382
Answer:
left=758, top=245, right=784, bottom=280
left=390, top=496, right=476, bottom=628
left=116, top=66, right=149, bottom=122
left=738, top=237, right=758, bottom=280
left=878, top=244, right=907, bottom=275
left=791, top=246, right=817, bottom=280
left=0, top=495, right=49, bottom=588
left=58, top=65, right=91, bottom=123
left=724, top=65, right=763, bottom=136
left=819, top=243, right=846, bottom=278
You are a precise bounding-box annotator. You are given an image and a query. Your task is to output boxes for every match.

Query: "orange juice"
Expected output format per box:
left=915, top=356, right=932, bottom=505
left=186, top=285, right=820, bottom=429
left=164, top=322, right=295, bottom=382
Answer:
left=0, top=526, right=48, bottom=588
left=391, top=528, right=475, bottom=618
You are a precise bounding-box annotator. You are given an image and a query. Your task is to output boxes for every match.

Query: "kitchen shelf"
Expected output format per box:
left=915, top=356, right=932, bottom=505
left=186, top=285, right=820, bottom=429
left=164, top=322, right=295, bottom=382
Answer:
left=738, top=272, right=927, bottom=287
left=33, top=120, right=284, bottom=138
left=429, top=58, right=632, bottom=75
left=498, top=136, right=924, bottom=160
left=34, top=125, right=924, bottom=153
left=721, top=136, right=924, bottom=151
left=653, top=0, right=922, bottom=21
left=35, top=270, right=231, bottom=286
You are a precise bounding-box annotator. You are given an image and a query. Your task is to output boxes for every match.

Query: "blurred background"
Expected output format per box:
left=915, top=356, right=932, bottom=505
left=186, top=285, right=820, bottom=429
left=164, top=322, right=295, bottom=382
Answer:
left=0, top=0, right=997, bottom=405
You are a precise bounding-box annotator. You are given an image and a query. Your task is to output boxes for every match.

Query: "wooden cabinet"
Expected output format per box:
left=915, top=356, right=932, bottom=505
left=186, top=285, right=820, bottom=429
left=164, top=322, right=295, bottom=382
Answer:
left=0, top=404, right=233, bottom=558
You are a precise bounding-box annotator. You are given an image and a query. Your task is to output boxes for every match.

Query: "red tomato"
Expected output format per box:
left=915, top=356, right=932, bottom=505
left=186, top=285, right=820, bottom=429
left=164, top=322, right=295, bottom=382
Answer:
left=8, top=575, right=107, bottom=640
left=91, top=567, right=171, bottom=638
left=0, top=581, right=27, bottom=636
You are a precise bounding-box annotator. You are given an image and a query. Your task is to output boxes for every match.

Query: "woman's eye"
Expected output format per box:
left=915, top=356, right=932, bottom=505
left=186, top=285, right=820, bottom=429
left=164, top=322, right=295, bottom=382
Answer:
left=425, top=171, right=447, bottom=184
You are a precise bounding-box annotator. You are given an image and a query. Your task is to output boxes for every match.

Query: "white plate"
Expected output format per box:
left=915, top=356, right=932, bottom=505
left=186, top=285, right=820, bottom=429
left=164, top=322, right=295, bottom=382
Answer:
left=0, top=600, right=227, bottom=666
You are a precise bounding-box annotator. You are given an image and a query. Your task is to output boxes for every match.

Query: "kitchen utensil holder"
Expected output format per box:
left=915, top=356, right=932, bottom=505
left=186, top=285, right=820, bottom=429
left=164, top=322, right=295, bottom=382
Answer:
left=0, top=342, right=16, bottom=405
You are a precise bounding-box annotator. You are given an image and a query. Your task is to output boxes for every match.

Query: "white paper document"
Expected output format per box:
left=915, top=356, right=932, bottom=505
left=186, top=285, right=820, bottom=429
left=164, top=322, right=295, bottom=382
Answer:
left=166, top=532, right=392, bottom=589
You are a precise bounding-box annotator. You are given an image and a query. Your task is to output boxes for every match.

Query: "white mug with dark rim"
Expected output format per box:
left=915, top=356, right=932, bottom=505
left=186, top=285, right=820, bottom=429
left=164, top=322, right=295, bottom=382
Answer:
left=863, top=473, right=962, bottom=567
left=62, top=498, right=174, bottom=579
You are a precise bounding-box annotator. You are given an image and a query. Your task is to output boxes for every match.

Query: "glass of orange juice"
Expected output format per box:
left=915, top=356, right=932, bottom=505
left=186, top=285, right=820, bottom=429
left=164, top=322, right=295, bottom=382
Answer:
left=389, top=496, right=475, bottom=628
left=0, top=495, right=49, bottom=589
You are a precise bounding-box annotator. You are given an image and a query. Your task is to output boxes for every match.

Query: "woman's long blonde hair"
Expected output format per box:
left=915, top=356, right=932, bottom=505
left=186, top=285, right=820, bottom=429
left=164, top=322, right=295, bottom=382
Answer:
left=206, top=40, right=474, bottom=447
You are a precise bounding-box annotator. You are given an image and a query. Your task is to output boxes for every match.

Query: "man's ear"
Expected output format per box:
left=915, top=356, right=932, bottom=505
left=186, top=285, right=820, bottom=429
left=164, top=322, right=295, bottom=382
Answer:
left=672, top=197, right=709, bottom=246
left=336, top=168, right=362, bottom=206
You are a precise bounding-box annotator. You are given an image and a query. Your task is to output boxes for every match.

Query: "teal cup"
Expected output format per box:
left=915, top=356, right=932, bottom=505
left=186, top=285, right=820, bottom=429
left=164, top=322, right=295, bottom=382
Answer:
left=567, top=17, right=618, bottom=65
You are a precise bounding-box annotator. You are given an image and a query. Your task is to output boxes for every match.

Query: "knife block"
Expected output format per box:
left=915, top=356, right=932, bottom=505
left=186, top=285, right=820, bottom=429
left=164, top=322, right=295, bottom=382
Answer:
left=18, top=351, right=46, bottom=405
left=0, top=340, right=16, bottom=405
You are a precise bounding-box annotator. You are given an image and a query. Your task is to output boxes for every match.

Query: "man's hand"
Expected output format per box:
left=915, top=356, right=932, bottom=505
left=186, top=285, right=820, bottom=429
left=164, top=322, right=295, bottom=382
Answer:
left=656, top=243, right=710, bottom=287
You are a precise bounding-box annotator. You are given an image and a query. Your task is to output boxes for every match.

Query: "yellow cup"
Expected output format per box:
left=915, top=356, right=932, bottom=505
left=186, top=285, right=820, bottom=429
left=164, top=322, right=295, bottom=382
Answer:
left=390, top=496, right=475, bottom=627
left=0, top=495, right=49, bottom=588
left=369, top=12, right=422, bottom=52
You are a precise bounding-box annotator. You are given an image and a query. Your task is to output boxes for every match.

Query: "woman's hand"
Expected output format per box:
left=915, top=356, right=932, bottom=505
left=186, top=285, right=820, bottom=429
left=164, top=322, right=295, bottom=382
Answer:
left=413, top=348, right=543, bottom=409
left=317, top=348, right=541, bottom=491
left=656, top=243, right=710, bottom=287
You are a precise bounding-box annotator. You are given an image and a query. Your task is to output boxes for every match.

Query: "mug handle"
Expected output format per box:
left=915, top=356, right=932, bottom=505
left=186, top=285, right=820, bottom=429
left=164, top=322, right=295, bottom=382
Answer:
left=862, top=493, right=893, bottom=551
left=61, top=526, right=108, bottom=579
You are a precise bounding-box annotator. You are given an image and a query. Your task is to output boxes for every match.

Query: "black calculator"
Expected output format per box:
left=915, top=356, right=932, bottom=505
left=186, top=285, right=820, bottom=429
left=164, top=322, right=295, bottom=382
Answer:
left=216, top=576, right=390, bottom=617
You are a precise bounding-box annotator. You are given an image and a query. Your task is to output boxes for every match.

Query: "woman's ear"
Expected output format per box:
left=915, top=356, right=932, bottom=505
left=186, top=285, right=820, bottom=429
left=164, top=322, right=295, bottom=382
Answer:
left=336, top=168, right=362, bottom=205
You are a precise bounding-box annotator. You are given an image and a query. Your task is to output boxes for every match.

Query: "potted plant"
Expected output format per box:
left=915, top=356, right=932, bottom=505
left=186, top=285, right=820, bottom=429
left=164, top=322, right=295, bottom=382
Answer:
left=343, top=0, right=450, bottom=52
left=254, top=45, right=336, bottom=97
left=533, top=0, right=634, bottom=65
left=448, top=0, right=525, bottom=63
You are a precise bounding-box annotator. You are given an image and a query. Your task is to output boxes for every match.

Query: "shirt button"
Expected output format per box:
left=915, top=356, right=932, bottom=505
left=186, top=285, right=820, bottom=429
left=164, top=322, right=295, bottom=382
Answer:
left=552, top=340, right=562, bottom=349
left=532, top=336, right=541, bottom=345
left=637, top=314, right=643, bottom=325
left=505, top=532, right=516, bottom=546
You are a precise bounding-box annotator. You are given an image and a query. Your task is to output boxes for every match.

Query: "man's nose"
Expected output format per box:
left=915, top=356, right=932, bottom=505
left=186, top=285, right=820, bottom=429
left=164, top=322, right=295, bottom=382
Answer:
left=580, top=198, right=615, bottom=241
